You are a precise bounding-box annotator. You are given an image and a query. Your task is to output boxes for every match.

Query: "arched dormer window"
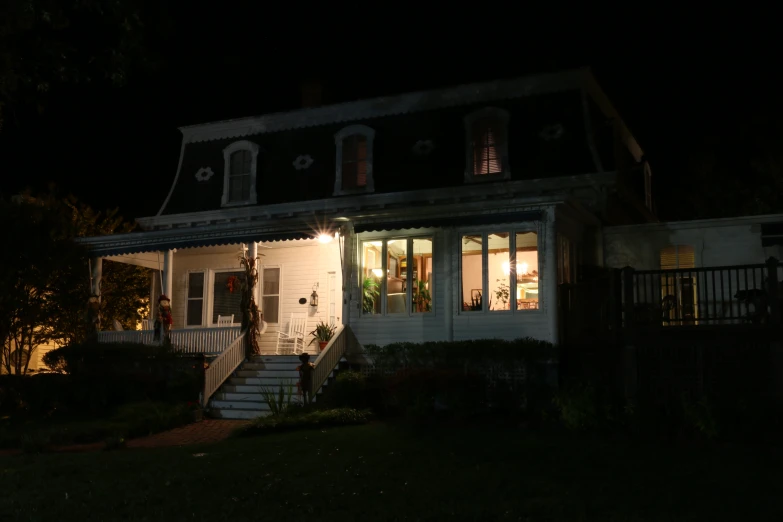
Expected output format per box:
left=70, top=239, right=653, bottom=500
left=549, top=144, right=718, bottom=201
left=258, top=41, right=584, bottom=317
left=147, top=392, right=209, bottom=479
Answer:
left=222, top=140, right=259, bottom=207
left=464, top=107, right=510, bottom=182
left=334, top=125, right=375, bottom=195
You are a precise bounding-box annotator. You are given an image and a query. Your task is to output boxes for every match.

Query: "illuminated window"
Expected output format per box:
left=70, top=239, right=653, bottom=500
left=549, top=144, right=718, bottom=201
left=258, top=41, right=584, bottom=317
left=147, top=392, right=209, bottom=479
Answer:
left=464, top=107, right=510, bottom=182
left=222, top=140, right=259, bottom=206
left=461, top=231, right=539, bottom=312
left=335, top=125, right=375, bottom=195
left=361, top=237, right=433, bottom=316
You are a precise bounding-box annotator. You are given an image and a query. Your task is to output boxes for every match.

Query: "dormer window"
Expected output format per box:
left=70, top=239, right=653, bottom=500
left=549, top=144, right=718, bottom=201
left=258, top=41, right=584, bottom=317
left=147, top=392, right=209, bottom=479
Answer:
left=222, top=140, right=259, bottom=206
left=334, top=125, right=375, bottom=195
left=464, top=108, right=510, bottom=182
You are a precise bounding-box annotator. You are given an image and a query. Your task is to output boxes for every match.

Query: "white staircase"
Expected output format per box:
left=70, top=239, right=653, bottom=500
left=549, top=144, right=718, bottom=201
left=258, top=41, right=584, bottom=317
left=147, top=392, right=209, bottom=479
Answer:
left=208, top=355, right=343, bottom=420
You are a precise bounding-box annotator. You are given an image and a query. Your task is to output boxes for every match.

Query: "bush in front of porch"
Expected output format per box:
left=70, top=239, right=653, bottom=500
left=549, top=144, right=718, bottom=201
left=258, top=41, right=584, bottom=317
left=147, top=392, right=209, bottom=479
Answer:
left=355, top=338, right=558, bottom=422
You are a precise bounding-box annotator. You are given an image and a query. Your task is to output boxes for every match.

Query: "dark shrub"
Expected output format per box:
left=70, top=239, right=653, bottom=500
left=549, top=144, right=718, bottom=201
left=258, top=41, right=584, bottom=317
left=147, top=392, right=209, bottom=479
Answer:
left=330, top=370, right=367, bottom=409
left=384, top=368, right=486, bottom=419
left=235, top=408, right=372, bottom=437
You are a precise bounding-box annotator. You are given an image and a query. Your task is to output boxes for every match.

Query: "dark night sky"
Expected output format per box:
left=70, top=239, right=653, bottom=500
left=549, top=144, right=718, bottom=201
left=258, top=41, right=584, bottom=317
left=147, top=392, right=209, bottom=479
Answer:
left=1, top=10, right=779, bottom=221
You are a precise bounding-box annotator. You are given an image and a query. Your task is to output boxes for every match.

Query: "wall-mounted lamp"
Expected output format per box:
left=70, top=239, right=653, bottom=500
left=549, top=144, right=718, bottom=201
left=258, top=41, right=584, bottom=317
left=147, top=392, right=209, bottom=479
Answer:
left=310, top=282, right=319, bottom=307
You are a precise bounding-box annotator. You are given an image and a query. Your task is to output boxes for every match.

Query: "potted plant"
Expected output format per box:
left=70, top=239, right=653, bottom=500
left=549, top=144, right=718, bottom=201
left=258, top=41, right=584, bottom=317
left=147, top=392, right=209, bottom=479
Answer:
left=187, top=401, right=203, bottom=423
left=363, top=276, right=380, bottom=313
left=309, top=321, right=337, bottom=351
left=413, top=280, right=432, bottom=312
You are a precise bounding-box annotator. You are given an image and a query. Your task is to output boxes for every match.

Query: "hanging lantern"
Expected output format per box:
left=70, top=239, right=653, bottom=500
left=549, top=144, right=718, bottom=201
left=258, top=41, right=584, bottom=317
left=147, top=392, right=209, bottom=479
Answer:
left=310, top=283, right=319, bottom=307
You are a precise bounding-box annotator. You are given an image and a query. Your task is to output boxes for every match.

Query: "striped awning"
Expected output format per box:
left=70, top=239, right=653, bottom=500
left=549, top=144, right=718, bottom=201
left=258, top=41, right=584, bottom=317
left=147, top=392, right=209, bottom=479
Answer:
left=353, top=210, right=543, bottom=233
left=79, top=227, right=313, bottom=257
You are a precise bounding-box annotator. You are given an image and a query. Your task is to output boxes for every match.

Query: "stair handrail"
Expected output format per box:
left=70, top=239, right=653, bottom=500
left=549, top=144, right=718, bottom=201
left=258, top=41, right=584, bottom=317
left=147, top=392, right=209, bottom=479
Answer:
left=310, top=324, right=360, bottom=398
left=202, top=329, right=248, bottom=407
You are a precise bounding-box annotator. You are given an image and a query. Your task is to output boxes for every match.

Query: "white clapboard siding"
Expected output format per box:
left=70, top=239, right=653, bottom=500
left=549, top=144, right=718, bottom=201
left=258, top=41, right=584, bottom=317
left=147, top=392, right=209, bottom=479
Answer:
left=170, top=241, right=342, bottom=355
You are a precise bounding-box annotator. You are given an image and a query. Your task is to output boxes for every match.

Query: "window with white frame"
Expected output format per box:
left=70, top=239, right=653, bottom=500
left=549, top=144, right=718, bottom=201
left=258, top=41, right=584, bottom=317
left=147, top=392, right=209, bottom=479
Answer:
left=261, top=266, right=281, bottom=323
left=222, top=140, right=259, bottom=206
left=212, top=270, right=244, bottom=324
left=185, top=271, right=205, bottom=326
left=460, top=230, right=539, bottom=312
left=334, top=125, right=375, bottom=195
left=361, top=237, right=434, bottom=316
left=464, top=107, right=510, bottom=182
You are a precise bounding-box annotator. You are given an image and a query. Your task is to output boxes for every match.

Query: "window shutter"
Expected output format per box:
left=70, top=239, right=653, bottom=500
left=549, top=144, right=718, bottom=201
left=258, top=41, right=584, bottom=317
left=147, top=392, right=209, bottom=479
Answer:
left=342, top=134, right=367, bottom=189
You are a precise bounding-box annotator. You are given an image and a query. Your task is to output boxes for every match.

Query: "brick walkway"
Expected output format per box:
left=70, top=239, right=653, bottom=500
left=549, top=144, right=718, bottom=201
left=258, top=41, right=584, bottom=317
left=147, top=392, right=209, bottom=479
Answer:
left=0, top=419, right=250, bottom=457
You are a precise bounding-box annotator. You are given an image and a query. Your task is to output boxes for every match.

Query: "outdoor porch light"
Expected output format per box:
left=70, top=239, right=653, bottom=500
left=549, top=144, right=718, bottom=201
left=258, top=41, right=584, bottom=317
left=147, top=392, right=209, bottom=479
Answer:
left=310, top=283, right=319, bottom=307
left=318, top=233, right=333, bottom=244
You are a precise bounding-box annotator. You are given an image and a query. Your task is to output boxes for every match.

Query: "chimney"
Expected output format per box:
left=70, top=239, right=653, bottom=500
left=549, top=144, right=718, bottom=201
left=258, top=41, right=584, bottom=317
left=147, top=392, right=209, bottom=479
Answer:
left=300, top=79, right=323, bottom=108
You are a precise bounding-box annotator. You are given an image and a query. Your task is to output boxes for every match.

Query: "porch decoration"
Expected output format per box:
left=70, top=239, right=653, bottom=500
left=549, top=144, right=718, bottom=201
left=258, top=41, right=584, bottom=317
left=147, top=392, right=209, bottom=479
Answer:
left=86, top=294, right=101, bottom=336
left=310, top=282, right=319, bottom=307
left=308, top=320, right=336, bottom=351
left=154, top=294, right=173, bottom=344
left=226, top=275, right=239, bottom=294
left=238, top=252, right=263, bottom=356
left=296, top=352, right=316, bottom=403
left=194, top=167, right=215, bottom=182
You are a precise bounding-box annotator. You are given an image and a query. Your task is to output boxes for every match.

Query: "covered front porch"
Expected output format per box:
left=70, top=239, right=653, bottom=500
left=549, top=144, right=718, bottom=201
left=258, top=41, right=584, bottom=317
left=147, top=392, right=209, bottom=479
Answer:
left=86, top=228, right=345, bottom=356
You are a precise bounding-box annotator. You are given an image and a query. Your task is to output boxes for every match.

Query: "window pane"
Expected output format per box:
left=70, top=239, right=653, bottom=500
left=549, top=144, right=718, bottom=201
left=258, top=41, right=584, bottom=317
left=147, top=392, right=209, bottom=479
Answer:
left=262, top=296, right=279, bottom=323
left=262, top=267, right=280, bottom=295
left=212, top=271, right=244, bottom=323
left=186, top=300, right=203, bottom=326
left=188, top=272, right=204, bottom=298
left=240, top=175, right=251, bottom=201
left=343, top=136, right=357, bottom=159
left=231, top=150, right=250, bottom=174
left=356, top=136, right=367, bottom=161
left=412, top=238, right=433, bottom=313
left=461, top=235, right=483, bottom=311
left=488, top=233, right=511, bottom=311
left=356, top=159, right=367, bottom=187
left=473, top=120, right=503, bottom=175
left=342, top=161, right=358, bottom=189
left=229, top=175, right=246, bottom=201
left=361, top=241, right=382, bottom=314
left=387, top=239, right=407, bottom=314
left=515, top=232, right=539, bottom=310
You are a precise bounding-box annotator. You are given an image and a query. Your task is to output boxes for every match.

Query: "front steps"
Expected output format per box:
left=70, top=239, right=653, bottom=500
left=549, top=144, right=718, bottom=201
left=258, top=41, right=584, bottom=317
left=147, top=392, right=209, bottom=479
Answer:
left=208, top=355, right=345, bottom=420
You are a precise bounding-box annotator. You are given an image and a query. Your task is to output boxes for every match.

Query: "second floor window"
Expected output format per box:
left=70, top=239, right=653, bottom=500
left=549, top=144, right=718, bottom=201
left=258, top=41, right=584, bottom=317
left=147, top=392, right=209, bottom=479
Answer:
left=472, top=119, right=503, bottom=175
left=464, top=107, right=510, bottom=182
left=222, top=140, right=259, bottom=206
left=342, top=134, right=368, bottom=189
left=334, top=125, right=375, bottom=195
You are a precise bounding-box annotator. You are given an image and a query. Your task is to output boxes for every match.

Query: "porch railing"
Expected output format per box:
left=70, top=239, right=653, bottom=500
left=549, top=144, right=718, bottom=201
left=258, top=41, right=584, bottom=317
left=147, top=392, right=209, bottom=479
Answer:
left=310, top=324, right=361, bottom=398
left=96, top=326, right=241, bottom=354
left=623, top=257, right=783, bottom=327
left=203, top=330, right=247, bottom=407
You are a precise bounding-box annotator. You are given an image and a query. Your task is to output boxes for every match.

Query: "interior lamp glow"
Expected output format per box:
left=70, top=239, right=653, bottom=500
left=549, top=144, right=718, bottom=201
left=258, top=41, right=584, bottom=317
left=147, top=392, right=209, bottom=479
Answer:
left=502, top=261, right=529, bottom=276
left=371, top=268, right=383, bottom=278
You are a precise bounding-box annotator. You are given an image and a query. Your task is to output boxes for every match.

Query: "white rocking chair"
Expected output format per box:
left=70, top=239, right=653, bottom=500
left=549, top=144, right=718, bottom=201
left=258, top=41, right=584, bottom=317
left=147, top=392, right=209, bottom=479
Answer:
left=217, top=314, right=234, bottom=326
left=276, top=313, right=307, bottom=355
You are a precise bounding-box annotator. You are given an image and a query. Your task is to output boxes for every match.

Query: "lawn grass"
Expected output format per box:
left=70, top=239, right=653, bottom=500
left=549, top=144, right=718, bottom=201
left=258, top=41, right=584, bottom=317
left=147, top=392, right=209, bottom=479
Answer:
left=2, top=421, right=782, bottom=521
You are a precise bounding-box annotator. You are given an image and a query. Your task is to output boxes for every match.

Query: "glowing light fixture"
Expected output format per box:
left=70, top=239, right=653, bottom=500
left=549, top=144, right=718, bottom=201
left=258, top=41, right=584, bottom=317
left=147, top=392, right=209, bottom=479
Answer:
left=371, top=268, right=383, bottom=278
left=318, top=233, right=333, bottom=244
left=502, top=261, right=530, bottom=276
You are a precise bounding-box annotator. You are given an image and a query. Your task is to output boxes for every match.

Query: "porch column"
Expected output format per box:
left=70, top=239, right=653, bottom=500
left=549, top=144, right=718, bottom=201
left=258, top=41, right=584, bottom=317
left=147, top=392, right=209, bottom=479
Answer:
left=162, top=249, right=174, bottom=299
left=543, top=209, right=559, bottom=346
left=247, top=241, right=258, bottom=262
left=90, top=257, right=103, bottom=298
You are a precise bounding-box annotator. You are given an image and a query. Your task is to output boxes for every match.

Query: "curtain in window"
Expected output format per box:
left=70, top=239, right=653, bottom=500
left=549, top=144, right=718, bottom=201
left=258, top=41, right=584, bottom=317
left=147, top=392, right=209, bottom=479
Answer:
left=472, top=119, right=503, bottom=175
left=342, top=135, right=367, bottom=189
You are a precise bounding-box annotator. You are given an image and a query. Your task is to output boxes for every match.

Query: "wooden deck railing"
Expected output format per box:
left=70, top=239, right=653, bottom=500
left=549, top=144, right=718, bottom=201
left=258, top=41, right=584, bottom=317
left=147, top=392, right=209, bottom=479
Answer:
left=202, top=330, right=247, bottom=407
left=310, top=325, right=360, bottom=398
left=96, top=326, right=241, bottom=354
left=624, top=257, right=783, bottom=327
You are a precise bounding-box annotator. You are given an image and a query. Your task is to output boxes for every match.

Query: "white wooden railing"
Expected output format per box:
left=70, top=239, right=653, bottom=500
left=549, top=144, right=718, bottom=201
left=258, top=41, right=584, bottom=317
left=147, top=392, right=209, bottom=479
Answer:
left=97, top=326, right=241, bottom=354
left=203, top=330, right=248, bottom=407
left=310, top=325, right=360, bottom=397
